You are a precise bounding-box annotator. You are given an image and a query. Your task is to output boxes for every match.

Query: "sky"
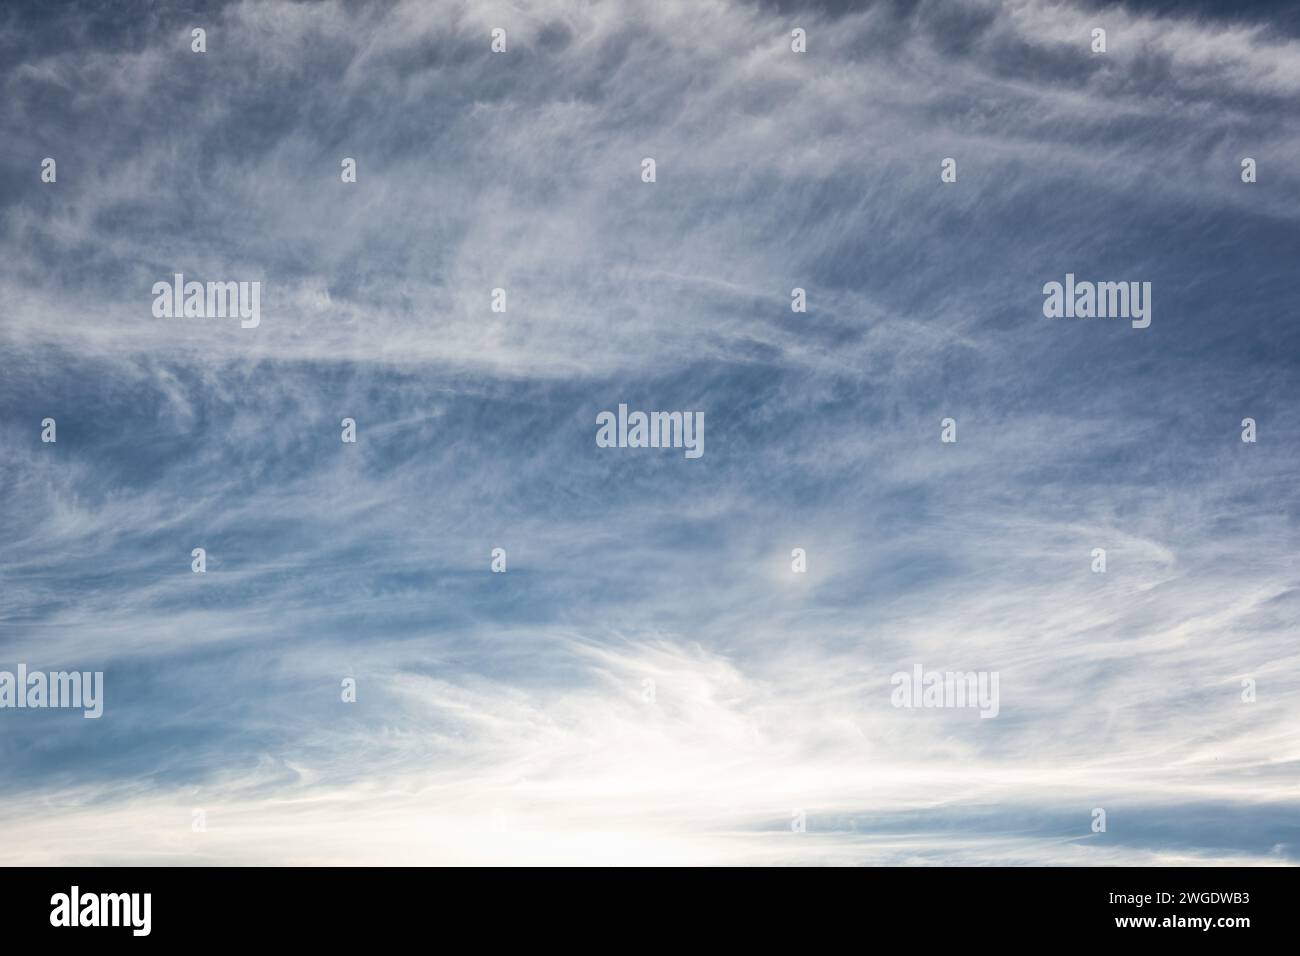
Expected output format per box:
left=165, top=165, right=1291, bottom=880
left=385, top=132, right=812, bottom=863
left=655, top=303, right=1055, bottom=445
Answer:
left=1, top=0, right=1298, bottom=865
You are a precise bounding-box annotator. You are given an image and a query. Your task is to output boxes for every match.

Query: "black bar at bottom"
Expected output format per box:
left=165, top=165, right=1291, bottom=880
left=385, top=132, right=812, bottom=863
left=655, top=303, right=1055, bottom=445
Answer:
left=0, top=866, right=1291, bottom=943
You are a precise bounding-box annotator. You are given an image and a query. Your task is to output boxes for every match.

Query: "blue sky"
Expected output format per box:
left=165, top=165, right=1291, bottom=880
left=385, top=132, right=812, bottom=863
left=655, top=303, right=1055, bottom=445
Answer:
left=1, top=0, right=1298, bottom=864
